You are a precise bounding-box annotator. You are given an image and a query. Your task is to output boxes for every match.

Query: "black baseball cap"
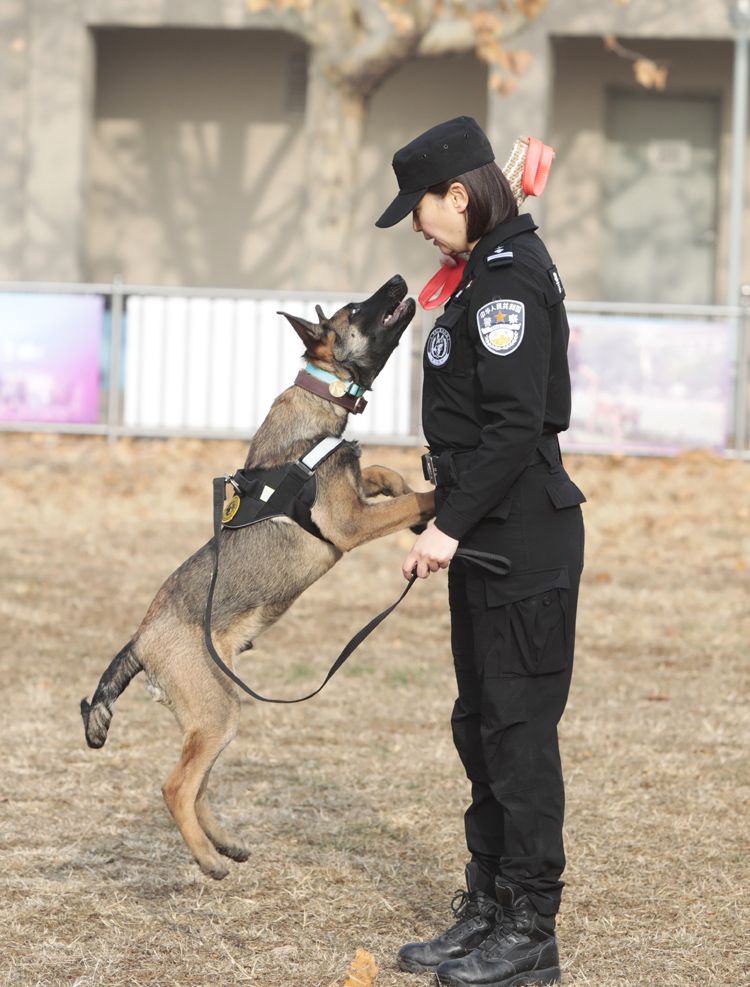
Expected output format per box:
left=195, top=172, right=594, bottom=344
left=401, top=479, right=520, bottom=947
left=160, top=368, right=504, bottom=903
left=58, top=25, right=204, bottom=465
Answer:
left=375, top=116, right=495, bottom=228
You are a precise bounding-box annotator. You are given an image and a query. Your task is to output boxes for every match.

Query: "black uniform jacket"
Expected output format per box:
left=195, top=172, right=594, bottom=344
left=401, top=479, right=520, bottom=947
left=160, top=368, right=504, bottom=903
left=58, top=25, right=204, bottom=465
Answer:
left=422, top=214, right=572, bottom=541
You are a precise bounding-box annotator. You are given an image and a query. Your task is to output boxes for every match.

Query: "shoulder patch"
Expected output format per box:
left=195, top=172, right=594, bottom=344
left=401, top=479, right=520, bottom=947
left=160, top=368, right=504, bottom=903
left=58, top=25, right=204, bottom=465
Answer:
left=426, top=325, right=451, bottom=366
left=476, top=300, right=525, bottom=356
left=486, top=243, right=514, bottom=269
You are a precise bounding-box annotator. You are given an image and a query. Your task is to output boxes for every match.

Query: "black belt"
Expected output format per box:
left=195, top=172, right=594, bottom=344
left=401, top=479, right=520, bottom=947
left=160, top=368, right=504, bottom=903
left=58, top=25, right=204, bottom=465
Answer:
left=422, top=433, right=562, bottom=486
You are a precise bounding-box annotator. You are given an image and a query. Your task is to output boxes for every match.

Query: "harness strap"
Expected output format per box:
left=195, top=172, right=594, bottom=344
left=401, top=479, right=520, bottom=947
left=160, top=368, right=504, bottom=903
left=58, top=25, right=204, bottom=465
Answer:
left=300, top=435, right=344, bottom=471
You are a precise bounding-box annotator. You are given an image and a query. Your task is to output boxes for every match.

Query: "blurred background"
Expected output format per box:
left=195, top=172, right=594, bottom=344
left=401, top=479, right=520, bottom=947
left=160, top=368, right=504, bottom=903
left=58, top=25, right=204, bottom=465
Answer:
left=1, top=0, right=750, bottom=455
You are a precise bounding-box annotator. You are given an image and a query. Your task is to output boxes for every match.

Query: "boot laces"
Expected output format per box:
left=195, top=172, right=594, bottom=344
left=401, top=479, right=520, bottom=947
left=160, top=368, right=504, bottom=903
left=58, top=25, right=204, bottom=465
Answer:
left=450, top=889, right=475, bottom=920
left=447, top=888, right=494, bottom=931
left=481, top=901, right=523, bottom=950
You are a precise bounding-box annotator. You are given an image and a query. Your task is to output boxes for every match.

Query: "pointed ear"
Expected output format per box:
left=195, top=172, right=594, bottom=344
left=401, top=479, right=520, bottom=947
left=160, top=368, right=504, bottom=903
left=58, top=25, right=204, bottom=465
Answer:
left=277, top=311, right=326, bottom=349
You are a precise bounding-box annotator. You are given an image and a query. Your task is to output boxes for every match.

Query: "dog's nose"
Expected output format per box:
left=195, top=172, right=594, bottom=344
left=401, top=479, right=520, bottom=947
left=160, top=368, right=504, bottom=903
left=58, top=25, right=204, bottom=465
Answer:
left=388, top=274, right=406, bottom=290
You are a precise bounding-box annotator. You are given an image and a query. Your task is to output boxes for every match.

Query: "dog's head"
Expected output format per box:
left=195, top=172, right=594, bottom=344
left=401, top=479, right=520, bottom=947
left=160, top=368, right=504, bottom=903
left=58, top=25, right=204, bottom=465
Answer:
left=279, top=275, right=416, bottom=390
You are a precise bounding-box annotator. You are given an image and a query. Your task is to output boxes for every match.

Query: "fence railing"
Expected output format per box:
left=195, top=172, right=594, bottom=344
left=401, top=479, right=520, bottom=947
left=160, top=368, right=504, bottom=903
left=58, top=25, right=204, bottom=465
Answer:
left=0, top=279, right=748, bottom=457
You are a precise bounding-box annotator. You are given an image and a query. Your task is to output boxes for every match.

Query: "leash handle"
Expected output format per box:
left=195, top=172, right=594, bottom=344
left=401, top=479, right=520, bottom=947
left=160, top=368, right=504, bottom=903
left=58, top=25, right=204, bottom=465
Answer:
left=454, top=547, right=511, bottom=577
left=204, top=477, right=416, bottom=704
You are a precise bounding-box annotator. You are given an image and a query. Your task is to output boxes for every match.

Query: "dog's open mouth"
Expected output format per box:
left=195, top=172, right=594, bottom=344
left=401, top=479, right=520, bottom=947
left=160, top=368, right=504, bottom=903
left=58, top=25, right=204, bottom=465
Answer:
left=382, top=297, right=413, bottom=328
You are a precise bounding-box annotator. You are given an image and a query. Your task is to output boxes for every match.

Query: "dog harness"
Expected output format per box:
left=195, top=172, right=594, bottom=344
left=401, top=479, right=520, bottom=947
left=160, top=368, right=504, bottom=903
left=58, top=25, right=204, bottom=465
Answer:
left=220, top=436, right=344, bottom=542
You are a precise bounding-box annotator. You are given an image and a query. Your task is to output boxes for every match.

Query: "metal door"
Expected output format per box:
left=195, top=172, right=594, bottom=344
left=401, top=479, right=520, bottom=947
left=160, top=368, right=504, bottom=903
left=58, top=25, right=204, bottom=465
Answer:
left=603, top=91, right=720, bottom=304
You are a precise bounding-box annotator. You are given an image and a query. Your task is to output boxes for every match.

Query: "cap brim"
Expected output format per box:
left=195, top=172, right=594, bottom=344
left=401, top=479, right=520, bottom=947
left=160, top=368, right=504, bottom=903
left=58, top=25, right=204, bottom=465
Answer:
left=375, top=188, right=425, bottom=228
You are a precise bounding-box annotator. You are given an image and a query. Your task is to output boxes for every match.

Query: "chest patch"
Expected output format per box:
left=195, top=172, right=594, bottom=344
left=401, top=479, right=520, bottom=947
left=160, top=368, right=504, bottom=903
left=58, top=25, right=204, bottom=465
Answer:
left=476, top=300, right=525, bottom=356
left=426, top=325, right=452, bottom=366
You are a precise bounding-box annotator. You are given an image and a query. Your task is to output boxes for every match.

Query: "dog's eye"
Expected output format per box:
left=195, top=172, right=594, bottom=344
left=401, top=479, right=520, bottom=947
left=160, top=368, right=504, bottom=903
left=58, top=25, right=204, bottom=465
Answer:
left=350, top=306, right=359, bottom=316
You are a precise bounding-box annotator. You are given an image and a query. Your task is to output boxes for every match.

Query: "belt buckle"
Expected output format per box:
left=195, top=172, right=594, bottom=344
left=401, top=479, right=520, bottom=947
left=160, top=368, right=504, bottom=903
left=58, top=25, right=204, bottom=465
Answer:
left=421, top=452, right=437, bottom=485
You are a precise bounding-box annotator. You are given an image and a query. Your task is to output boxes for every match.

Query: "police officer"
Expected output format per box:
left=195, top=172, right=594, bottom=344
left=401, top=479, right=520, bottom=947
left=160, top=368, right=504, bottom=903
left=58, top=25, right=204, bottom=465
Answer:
left=375, top=117, right=585, bottom=987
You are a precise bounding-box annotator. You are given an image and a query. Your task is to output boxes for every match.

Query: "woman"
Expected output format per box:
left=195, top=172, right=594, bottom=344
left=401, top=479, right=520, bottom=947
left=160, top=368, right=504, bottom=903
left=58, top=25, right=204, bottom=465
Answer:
left=375, top=117, right=585, bottom=987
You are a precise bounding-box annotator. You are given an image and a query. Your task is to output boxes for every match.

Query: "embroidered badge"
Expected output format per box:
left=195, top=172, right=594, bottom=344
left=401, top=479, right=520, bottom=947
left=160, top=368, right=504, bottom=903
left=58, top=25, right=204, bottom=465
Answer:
left=426, top=325, right=451, bottom=366
left=222, top=494, right=241, bottom=524
left=476, top=300, right=525, bottom=356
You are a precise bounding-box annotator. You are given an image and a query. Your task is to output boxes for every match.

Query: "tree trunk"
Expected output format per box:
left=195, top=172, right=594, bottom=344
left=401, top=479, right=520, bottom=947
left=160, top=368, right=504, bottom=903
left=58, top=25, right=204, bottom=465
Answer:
left=302, top=53, right=367, bottom=292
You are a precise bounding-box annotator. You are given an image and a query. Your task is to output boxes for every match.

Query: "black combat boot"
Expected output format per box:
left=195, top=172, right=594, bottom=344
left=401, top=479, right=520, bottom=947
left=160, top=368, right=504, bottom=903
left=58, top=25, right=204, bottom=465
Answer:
left=397, top=863, right=498, bottom=974
left=434, top=879, right=560, bottom=986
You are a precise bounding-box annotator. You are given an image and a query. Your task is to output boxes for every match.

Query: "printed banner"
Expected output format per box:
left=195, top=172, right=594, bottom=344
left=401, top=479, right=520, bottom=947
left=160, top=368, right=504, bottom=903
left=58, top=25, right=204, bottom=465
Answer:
left=0, top=294, right=104, bottom=423
left=564, top=314, right=733, bottom=455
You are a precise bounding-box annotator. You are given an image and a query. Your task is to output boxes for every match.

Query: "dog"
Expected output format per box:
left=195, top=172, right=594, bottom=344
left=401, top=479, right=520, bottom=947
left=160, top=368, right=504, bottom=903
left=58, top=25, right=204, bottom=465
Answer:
left=81, top=275, right=435, bottom=879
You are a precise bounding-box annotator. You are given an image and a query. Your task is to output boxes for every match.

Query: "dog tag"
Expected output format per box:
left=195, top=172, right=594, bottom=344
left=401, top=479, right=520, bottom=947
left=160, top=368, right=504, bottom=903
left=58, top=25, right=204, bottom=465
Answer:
left=328, top=379, right=348, bottom=398
left=222, top=494, right=241, bottom=524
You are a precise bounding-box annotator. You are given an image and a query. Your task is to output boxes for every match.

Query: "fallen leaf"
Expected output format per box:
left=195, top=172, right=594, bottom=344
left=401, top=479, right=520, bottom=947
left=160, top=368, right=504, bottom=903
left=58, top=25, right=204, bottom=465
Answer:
left=644, top=693, right=671, bottom=702
left=343, top=948, right=378, bottom=987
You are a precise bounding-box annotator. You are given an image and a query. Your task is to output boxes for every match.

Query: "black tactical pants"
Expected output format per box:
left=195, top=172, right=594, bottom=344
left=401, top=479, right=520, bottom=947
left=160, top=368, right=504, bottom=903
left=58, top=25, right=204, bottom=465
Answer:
left=444, top=450, right=585, bottom=917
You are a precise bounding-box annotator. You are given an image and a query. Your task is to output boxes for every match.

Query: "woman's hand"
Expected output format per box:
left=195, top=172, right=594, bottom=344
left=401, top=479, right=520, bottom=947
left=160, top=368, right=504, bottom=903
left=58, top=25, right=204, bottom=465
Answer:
left=402, top=522, right=459, bottom=580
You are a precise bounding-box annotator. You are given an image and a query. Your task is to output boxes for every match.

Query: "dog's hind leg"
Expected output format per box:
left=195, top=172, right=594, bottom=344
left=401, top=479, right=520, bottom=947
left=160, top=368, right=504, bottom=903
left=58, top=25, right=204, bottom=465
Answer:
left=196, top=767, right=250, bottom=863
left=191, top=688, right=250, bottom=863
left=162, top=714, right=240, bottom=880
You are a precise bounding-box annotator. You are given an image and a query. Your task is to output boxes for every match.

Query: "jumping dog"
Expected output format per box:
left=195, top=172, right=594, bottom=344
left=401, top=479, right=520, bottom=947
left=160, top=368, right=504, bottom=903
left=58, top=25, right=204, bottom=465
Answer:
left=81, top=276, right=435, bottom=879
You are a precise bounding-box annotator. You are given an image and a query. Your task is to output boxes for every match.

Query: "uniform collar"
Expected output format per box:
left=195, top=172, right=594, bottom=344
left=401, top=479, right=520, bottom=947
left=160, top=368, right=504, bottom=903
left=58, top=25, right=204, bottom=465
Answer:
left=467, top=213, right=538, bottom=272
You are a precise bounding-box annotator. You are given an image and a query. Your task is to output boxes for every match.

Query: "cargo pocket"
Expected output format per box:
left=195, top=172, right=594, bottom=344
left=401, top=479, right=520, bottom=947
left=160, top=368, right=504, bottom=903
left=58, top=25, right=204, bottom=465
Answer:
left=484, top=567, right=571, bottom=676
left=545, top=477, right=586, bottom=510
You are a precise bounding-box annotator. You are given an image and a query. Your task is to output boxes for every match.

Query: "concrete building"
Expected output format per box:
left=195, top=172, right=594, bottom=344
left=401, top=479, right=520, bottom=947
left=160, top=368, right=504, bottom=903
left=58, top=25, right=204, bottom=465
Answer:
left=1, top=0, right=747, bottom=304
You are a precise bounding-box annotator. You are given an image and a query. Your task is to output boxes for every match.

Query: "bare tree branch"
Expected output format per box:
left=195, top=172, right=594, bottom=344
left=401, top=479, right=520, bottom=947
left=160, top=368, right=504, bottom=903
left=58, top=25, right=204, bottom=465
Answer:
left=603, top=34, right=669, bottom=90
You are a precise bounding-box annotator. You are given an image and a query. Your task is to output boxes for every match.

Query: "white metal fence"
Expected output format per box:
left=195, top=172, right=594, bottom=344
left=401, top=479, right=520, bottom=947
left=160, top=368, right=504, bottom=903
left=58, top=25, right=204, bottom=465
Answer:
left=0, top=279, right=748, bottom=456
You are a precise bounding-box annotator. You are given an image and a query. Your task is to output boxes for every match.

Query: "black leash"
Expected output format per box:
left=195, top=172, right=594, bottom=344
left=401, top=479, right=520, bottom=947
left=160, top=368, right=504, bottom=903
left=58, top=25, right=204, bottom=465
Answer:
left=203, top=476, right=510, bottom=704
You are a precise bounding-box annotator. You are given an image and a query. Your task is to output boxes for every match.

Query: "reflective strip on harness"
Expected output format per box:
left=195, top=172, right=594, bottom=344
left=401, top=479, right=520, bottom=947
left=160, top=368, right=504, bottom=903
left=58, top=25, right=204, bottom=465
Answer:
left=301, top=436, right=344, bottom=470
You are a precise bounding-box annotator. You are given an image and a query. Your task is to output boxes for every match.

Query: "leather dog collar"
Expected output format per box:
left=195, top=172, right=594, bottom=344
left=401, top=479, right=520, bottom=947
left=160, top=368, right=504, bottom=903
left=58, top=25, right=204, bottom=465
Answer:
left=294, top=368, right=368, bottom=414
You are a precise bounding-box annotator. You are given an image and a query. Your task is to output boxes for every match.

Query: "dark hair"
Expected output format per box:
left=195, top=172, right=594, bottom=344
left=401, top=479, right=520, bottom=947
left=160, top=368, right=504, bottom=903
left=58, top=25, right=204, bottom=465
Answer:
left=428, top=161, right=517, bottom=242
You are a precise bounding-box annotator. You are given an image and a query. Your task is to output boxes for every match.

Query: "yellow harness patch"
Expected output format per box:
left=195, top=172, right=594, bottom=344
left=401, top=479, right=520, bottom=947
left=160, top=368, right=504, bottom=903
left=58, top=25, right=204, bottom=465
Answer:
left=222, top=494, right=241, bottom=524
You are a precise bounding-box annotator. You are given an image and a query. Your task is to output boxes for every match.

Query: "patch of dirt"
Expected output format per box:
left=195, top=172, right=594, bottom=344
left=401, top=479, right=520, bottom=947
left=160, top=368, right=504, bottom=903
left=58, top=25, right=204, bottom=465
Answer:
left=0, top=433, right=748, bottom=986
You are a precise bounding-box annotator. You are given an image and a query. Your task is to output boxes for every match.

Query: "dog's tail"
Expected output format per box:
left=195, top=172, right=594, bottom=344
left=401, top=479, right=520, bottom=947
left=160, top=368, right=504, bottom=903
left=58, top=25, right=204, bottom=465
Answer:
left=80, top=642, right=142, bottom=749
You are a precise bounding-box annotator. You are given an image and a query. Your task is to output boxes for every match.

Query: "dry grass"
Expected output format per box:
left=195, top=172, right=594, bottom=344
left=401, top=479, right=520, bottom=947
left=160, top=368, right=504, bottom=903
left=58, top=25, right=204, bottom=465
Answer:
left=0, top=433, right=748, bottom=987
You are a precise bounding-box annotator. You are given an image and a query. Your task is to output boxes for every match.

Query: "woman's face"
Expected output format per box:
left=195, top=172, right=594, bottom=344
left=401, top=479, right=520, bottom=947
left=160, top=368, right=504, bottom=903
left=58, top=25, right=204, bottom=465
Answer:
left=412, top=185, right=470, bottom=256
